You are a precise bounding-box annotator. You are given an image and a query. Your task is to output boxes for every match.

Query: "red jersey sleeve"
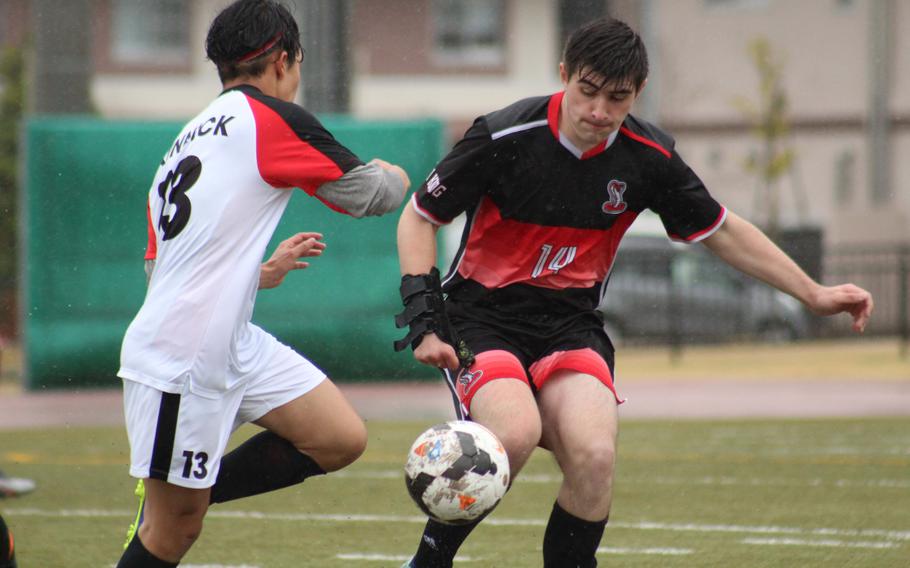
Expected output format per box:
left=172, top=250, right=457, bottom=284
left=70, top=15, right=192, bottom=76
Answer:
left=245, top=93, right=364, bottom=196
left=144, top=201, right=157, bottom=261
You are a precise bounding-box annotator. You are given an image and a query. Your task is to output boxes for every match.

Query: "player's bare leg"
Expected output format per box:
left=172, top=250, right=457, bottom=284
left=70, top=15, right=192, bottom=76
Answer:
left=469, top=378, right=543, bottom=475
left=539, top=370, right=618, bottom=518
left=407, top=378, right=541, bottom=568
left=134, top=480, right=210, bottom=564
left=254, top=378, right=367, bottom=472
left=201, top=378, right=366, bottom=509
left=537, top=369, right=618, bottom=567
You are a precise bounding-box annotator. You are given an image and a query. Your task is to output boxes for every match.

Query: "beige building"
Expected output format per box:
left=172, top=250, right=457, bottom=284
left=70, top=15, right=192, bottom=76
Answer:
left=644, top=0, right=909, bottom=248
left=3, top=0, right=907, bottom=247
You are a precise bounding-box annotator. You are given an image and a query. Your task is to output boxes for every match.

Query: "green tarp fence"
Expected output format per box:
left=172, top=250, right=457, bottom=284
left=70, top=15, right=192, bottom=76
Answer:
left=22, top=115, right=445, bottom=389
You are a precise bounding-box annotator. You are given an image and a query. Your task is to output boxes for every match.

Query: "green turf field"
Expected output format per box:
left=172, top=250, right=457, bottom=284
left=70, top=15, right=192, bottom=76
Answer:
left=1, top=417, right=908, bottom=567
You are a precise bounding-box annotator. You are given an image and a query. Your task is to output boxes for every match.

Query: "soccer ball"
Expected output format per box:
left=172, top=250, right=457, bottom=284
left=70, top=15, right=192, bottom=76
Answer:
left=404, top=420, right=510, bottom=525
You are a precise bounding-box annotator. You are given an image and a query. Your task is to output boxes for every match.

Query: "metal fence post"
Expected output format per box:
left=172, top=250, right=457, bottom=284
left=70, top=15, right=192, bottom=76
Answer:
left=900, top=246, right=909, bottom=359
left=668, top=267, right=683, bottom=364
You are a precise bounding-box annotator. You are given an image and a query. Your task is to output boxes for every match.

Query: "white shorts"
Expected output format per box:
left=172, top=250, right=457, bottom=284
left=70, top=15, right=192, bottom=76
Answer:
left=122, top=340, right=326, bottom=489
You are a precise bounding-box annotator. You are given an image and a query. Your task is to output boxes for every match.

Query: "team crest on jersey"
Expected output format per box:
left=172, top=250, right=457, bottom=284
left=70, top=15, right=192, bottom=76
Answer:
left=602, top=180, right=628, bottom=214
left=459, top=369, right=483, bottom=387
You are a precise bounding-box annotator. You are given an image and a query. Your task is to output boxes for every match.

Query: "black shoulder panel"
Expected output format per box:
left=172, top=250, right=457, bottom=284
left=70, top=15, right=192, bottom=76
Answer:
left=483, top=95, right=550, bottom=135
left=621, top=114, right=677, bottom=154
left=233, top=84, right=363, bottom=173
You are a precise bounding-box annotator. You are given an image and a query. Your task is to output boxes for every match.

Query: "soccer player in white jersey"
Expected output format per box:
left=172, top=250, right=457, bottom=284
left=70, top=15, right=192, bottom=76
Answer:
left=115, top=1, right=410, bottom=566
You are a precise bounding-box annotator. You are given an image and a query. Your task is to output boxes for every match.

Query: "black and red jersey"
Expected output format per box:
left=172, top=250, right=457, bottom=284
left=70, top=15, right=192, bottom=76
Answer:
left=412, top=91, right=726, bottom=316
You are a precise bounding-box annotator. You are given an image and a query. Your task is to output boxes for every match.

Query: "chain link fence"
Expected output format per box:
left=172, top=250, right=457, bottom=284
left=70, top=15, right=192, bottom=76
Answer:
left=822, top=244, right=909, bottom=355
left=600, top=238, right=909, bottom=356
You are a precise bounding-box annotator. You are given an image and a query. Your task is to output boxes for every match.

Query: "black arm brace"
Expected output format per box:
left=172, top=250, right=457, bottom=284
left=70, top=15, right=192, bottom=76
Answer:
left=393, top=268, right=474, bottom=368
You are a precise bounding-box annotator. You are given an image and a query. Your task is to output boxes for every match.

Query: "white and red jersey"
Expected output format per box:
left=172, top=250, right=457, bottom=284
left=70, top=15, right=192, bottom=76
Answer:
left=120, top=85, right=403, bottom=394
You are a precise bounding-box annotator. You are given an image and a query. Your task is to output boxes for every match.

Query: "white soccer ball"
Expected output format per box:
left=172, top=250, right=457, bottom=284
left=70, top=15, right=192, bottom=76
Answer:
left=404, top=420, right=510, bottom=525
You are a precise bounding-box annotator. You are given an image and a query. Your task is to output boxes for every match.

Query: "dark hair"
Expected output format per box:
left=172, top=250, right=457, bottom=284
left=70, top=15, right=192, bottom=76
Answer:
left=205, top=0, right=303, bottom=83
left=562, top=17, right=648, bottom=91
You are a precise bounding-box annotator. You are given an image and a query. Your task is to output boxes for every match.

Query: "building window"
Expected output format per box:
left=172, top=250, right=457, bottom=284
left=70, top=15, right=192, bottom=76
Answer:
left=106, top=0, right=191, bottom=69
left=432, top=0, right=505, bottom=67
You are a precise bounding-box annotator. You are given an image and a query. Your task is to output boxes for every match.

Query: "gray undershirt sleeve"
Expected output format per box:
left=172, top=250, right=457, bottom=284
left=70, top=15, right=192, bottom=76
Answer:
left=314, top=162, right=408, bottom=218
left=144, top=259, right=155, bottom=286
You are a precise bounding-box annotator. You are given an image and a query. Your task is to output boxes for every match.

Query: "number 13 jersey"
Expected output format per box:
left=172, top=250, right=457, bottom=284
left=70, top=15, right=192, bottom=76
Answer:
left=119, top=85, right=363, bottom=394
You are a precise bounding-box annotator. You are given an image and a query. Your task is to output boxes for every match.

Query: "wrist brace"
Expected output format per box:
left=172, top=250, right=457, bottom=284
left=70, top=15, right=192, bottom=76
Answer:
left=393, top=268, right=474, bottom=368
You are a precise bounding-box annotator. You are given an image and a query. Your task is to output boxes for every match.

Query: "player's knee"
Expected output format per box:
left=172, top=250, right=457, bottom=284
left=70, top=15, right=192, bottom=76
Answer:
left=174, top=505, right=207, bottom=541
left=339, top=418, right=368, bottom=464
left=496, top=418, right=542, bottom=470
left=315, top=417, right=367, bottom=472
left=143, top=507, right=206, bottom=558
left=177, top=521, right=204, bottom=550
left=570, top=438, right=617, bottom=482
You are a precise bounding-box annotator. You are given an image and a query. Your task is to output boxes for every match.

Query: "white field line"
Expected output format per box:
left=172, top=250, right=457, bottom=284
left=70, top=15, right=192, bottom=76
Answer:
left=182, top=565, right=261, bottom=568
left=8, top=507, right=909, bottom=544
left=110, top=565, right=260, bottom=568
left=743, top=537, right=899, bottom=550
left=334, top=469, right=910, bottom=489
left=337, top=548, right=694, bottom=562
left=335, top=553, right=412, bottom=562
left=111, top=565, right=260, bottom=568
left=644, top=475, right=910, bottom=490
left=598, top=546, right=693, bottom=555
left=336, top=553, right=476, bottom=562
left=617, top=520, right=910, bottom=543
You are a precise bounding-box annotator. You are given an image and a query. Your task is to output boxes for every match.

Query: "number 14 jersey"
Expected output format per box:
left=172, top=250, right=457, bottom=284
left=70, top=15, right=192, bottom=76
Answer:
left=412, top=92, right=727, bottom=317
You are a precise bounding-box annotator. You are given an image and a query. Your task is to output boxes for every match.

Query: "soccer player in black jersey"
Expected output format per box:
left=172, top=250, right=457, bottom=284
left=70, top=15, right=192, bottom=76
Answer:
left=395, top=17, right=873, bottom=568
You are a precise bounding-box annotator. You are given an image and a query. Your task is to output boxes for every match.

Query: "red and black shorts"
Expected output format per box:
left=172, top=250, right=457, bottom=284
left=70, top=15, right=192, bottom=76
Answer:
left=441, top=303, right=622, bottom=418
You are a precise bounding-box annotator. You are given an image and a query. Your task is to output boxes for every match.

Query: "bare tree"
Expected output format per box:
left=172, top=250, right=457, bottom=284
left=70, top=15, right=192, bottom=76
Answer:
left=732, top=38, right=806, bottom=241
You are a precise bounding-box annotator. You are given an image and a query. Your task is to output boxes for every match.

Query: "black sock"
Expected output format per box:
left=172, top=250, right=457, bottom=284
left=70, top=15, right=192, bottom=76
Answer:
left=411, top=517, right=482, bottom=568
left=209, top=430, right=326, bottom=504
left=0, top=515, right=15, bottom=568
left=542, top=501, right=608, bottom=568
left=116, top=535, right=178, bottom=568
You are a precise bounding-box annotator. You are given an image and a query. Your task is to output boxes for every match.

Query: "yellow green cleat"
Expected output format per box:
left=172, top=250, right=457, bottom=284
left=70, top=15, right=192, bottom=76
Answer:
left=122, top=480, right=146, bottom=550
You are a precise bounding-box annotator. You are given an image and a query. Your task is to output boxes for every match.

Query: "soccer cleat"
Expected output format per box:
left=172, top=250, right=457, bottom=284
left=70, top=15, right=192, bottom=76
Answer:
left=0, top=471, right=35, bottom=499
left=122, top=480, right=146, bottom=550
left=399, top=558, right=415, bottom=568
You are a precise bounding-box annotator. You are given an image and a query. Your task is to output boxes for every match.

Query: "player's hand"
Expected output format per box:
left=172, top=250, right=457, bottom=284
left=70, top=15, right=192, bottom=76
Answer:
left=258, top=232, right=326, bottom=289
left=807, top=283, right=874, bottom=333
left=414, top=332, right=460, bottom=370
left=370, top=158, right=411, bottom=190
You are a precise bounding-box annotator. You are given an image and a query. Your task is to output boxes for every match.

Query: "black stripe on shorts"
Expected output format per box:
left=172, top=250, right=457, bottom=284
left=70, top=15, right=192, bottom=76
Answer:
left=149, top=392, right=181, bottom=481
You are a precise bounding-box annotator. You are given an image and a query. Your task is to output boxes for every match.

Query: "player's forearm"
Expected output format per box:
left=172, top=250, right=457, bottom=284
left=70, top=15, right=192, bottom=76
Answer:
left=315, top=162, right=408, bottom=217
left=258, top=261, right=278, bottom=289
left=702, top=211, right=818, bottom=305
left=397, top=201, right=440, bottom=275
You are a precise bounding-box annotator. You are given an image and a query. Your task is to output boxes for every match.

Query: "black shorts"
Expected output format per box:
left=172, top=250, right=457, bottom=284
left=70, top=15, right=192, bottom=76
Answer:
left=446, top=296, right=615, bottom=379
left=442, top=298, right=619, bottom=417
